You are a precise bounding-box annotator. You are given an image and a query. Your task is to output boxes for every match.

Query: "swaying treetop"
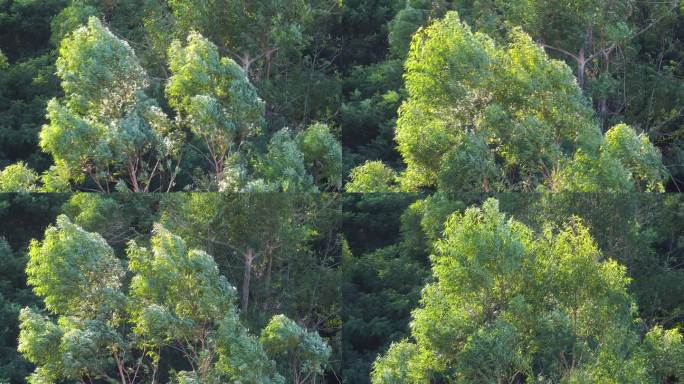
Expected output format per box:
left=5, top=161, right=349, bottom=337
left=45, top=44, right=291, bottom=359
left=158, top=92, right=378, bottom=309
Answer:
left=19, top=215, right=330, bottom=384
left=346, top=160, right=399, bottom=193
left=296, top=123, right=343, bottom=190
left=38, top=17, right=179, bottom=192
left=12, top=16, right=341, bottom=193
left=349, top=11, right=667, bottom=193
left=25, top=215, right=125, bottom=318
left=166, top=32, right=264, bottom=150
left=396, top=11, right=600, bottom=191
left=55, top=17, right=147, bottom=117
left=0, top=162, right=40, bottom=192
left=372, top=199, right=684, bottom=383
left=554, top=123, right=668, bottom=192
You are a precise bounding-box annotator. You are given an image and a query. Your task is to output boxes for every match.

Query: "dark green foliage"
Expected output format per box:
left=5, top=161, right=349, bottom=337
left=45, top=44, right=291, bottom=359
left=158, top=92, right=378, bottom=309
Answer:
left=0, top=0, right=68, bottom=61
left=342, top=193, right=426, bottom=384
left=0, top=54, right=60, bottom=171
left=0, top=0, right=65, bottom=170
left=0, top=194, right=66, bottom=384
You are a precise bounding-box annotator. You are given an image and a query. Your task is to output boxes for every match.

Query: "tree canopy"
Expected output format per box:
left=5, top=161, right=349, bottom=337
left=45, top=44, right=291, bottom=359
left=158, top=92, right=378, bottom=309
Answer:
left=0, top=2, right=683, bottom=384
left=19, top=214, right=331, bottom=383
left=350, top=11, right=667, bottom=193
left=372, top=198, right=684, bottom=383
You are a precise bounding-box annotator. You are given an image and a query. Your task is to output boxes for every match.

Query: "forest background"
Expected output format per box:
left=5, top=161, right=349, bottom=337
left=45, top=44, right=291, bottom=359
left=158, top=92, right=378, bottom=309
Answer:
left=0, top=0, right=683, bottom=383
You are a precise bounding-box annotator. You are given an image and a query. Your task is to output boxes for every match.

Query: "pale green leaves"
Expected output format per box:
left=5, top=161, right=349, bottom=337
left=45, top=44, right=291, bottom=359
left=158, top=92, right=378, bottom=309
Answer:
left=372, top=341, right=428, bottom=384
left=26, top=215, right=125, bottom=317
left=39, top=17, right=177, bottom=191
left=297, top=123, right=343, bottom=190
left=5, top=15, right=343, bottom=192
left=602, top=124, right=667, bottom=191
left=252, top=128, right=316, bottom=192
left=17, top=309, right=63, bottom=384
left=167, top=32, right=264, bottom=181
left=166, top=32, right=264, bottom=135
left=55, top=17, right=148, bottom=117
left=0, top=50, right=7, bottom=70
left=641, top=326, right=684, bottom=380
left=346, top=161, right=398, bottom=192
left=215, top=313, right=285, bottom=384
left=261, top=314, right=332, bottom=380
left=165, top=32, right=341, bottom=192
left=21, top=215, right=128, bottom=382
left=372, top=198, right=676, bottom=383
left=128, top=224, right=236, bottom=332
left=556, top=123, right=667, bottom=192
left=352, top=10, right=667, bottom=194
left=40, top=98, right=105, bottom=168
left=395, top=12, right=598, bottom=191
left=0, top=162, right=39, bottom=192
left=251, top=124, right=342, bottom=192
left=19, top=215, right=331, bottom=383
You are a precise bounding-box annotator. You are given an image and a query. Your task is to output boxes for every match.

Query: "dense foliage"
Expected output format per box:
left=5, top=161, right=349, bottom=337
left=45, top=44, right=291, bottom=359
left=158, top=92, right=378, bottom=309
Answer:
left=1, top=0, right=683, bottom=191
left=349, top=11, right=668, bottom=193
left=372, top=198, right=682, bottom=383
left=1, top=1, right=342, bottom=192
left=20, top=215, right=330, bottom=383
left=0, top=193, right=341, bottom=383
left=343, top=192, right=684, bottom=384
left=0, top=1, right=683, bottom=383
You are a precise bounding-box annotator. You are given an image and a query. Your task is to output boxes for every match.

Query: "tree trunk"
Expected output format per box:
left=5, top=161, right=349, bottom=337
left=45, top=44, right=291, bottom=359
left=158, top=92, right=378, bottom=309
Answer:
left=262, top=247, right=274, bottom=311
left=577, top=47, right=585, bottom=88
left=128, top=160, right=140, bottom=193
left=241, top=248, right=254, bottom=311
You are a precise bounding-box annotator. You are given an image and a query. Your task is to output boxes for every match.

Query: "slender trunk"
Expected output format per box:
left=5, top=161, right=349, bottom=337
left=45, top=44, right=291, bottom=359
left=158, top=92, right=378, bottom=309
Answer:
left=577, top=47, right=585, bottom=88
left=129, top=161, right=140, bottom=193
left=265, top=248, right=273, bottom=292
left=242, top=248, right=254, bottom=311
left=598, top=49, right=611, bottom=129
left=262, top=248, right=273, bottom=311
left=114, top=352, right=127, bottom=384
left=240, top=52, right=254, bottom=78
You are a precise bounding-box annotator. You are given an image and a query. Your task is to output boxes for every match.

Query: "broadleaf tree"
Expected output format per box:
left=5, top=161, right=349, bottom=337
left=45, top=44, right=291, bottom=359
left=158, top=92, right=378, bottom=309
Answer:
left=347, top=11, right=667, bottom=193
left=371, top=199, right=684, bottom=383
left=38, top=17, right=181, bottom=192
left=18, top=215, right=330, bottom=384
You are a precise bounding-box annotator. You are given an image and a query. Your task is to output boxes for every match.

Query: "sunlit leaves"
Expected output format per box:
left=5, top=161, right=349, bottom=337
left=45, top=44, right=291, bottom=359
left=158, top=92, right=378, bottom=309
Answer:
left=0, top=162, right=39, bottom=192
left=128, top=224, right=236, bottom=332
left=395, top=12, right=599, bottom=191
left=346, top=161, right=398, bottom=192
left=297, top=123, right=343, bottom=190
left=556, top=124, right=667, bottom=192
left=39, top=17, right=177, bottom=191
left=19, top=215, right=331, bottom=383
left=26, top=215, right=125, bottom=317
left=55, top=17, right=147, bottom=116
left=252, top=128, right=316, bottom=192
left=261, top=314, right=332, bottom=382
left=166, top=31, right=264, bottom=145
left=372, top=198, right=680, bottom=383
